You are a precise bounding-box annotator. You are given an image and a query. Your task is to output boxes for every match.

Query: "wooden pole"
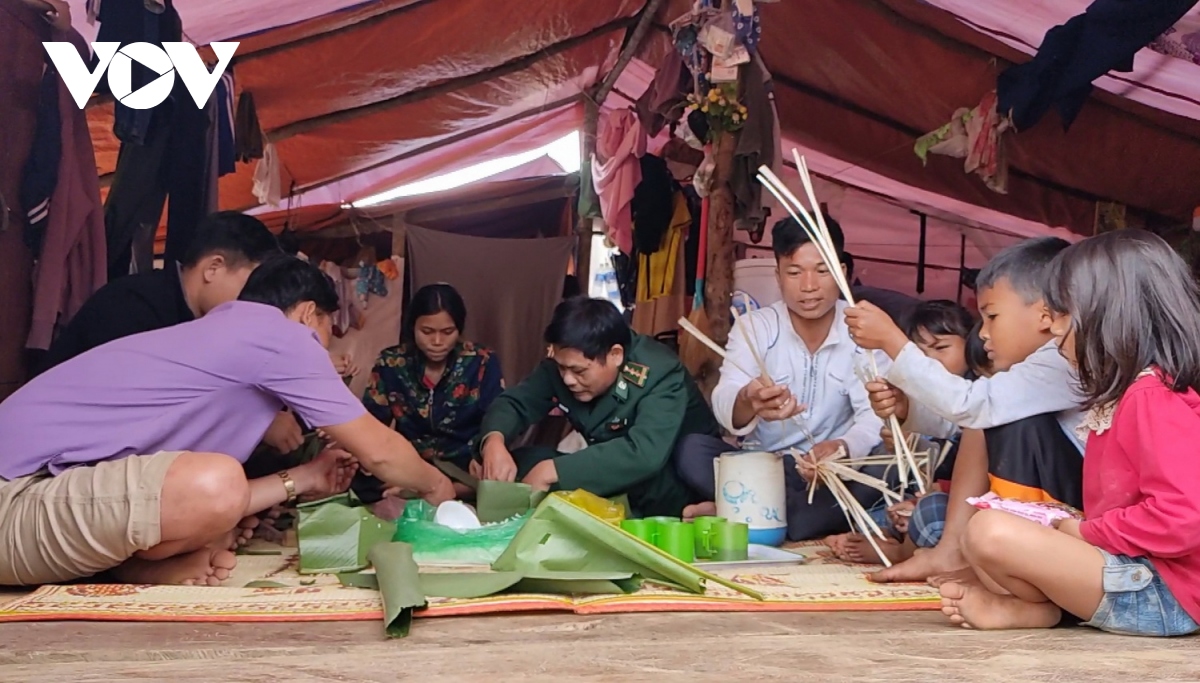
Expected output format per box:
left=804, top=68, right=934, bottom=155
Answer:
left=699, top=127, right=738, bottom=391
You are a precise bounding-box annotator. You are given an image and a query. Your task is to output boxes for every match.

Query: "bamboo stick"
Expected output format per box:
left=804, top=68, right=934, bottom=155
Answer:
left=677, top=317, right=758, bottom=379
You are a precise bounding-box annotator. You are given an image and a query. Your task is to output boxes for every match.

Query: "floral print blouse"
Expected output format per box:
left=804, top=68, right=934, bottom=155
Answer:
left=362, top=341, right=504, bottom=468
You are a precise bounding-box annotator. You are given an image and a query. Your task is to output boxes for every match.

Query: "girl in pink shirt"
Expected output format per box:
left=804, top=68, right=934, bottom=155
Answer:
left=939, top=229, right=1200, bottom=636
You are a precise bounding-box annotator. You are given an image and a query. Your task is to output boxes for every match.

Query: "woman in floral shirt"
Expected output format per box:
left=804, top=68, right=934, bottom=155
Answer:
left=358, top=284, right=503, bottom=499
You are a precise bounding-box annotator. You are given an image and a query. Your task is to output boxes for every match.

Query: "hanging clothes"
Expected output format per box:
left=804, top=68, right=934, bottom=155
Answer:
left=633, top=192, right=691, bottom=337
left=591, top=109, right=646, bottom=255
left=997, top=0, right=1200, bottom=132
left=216, top=72, right=237, bottom=176
left=103, top=78, right=217, bottom=278
left=94, top=0, right=182, bottom=146
left=253, top=142, right=282, bottom=207
left=730, top=54, right=781, bottom=233
left=631, top=154, right=677, bottom=256
left=914, top=91, right=1011, bottom=194
left=26, top=29, right=107, bottom=351
left=235, top=92, right=265, bottom=163
left=635, top=50, right=691, bottom=137
left=19, top=61, right=62, bottom=258
left=636, top=192, right=691, bottom=301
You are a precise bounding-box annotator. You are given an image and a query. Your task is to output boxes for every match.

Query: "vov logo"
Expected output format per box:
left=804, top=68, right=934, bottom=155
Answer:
left=43, top=42, right=238, bottom=110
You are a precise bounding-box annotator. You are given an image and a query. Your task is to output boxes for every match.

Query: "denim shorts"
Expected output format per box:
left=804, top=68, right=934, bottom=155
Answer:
left=1084, top=550, right=1200, bottom=637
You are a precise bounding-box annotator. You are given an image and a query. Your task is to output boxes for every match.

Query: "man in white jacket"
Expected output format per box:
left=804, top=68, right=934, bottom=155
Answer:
left=675, top=216, right=888, bottom=541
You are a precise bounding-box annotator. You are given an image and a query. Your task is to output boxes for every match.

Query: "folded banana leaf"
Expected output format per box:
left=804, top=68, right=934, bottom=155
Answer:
left=366, top=542, right=427, bottom=638
left=338, top=565, right=640, bottom=599
left=297, top=494, right=397, bottom=574
left=493, top=494, right=763, bottom=599
left=475, top=480, right=548, bottom=523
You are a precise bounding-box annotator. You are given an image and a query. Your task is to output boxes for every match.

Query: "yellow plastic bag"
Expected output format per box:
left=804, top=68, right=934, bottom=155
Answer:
left=555, top=489, right=627, bottom=525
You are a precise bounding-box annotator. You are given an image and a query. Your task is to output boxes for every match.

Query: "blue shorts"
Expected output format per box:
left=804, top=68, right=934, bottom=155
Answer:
left=1084, top=550, right=1199, bottom=637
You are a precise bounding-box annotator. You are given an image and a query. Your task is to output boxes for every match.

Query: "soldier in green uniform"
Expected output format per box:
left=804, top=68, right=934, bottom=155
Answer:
left=471, top=297, right=719, bottom=517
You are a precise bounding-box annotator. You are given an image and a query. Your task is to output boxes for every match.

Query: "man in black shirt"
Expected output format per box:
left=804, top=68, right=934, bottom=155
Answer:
left=36, top=211, right=281, bottom=375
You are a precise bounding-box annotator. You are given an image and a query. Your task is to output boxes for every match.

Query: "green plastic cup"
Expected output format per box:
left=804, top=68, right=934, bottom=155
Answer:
left=620, top=519, right=655, bottom=543
left=692, top=516, right=726, bottom=559
left=711, top=521, right=749, bottom=561
left=643, top=516, right=680, bottom=544
left=655, top=521, right=696, bottom=562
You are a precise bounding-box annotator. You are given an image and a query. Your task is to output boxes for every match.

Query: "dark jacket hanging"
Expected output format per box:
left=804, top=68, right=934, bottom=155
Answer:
left=997, top=0, right=1200, bottom=131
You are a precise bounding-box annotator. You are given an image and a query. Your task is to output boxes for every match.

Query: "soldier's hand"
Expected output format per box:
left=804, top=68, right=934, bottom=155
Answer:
left=481, top=434, right=518, bottom=482
left=742, top=379, right=804, bottom=422
left=866, top=380, right=909, bottom=422
left=522, top=460, right=558, bottom=492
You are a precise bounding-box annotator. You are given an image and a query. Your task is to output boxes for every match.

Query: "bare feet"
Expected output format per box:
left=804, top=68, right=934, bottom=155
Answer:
left=939, top=581, right=1061, bottom=630
left=235, top=516, right=259, bottom=548
left=682, top=501, right=717, bottom=521
left=113, top=534, right=239, bottom=586
left=252, top=507, right=287, bottom=544
left=928, top=567, right=979, bottom=588
left=824, top=533, right=851, bottom=559
left=867, top=545, right=966, bottom=583
left=844, top=534, right=913, bottom=565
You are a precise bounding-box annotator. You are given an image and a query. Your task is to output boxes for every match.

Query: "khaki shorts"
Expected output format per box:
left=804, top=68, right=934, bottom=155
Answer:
left=0, top=451, right=181, bottom=586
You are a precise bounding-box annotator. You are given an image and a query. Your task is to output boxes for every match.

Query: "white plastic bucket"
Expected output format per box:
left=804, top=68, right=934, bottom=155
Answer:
left=732, top=258, right=781, bottom=312
left=712, top=451, right=788, bottom=546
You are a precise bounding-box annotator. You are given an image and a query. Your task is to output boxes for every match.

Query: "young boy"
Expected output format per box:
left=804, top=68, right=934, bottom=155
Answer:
left=844, top=237, right=1084, bottom=582
left=0, top=257, right=454, bottom=587
left=676, top=216, right=886, bottom=542
left=833, top=300, right=980, bottom=564
left=472, top=297, right=719, bottom=517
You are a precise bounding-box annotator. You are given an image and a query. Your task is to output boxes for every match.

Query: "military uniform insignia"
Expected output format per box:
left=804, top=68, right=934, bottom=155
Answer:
left=608, top=418, right=629, bottom=431
left=621, top=362, right=650, bottom=387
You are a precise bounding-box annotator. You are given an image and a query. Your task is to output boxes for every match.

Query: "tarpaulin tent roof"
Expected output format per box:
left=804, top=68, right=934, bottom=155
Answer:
left=69, top=0, right=1200, bottom=238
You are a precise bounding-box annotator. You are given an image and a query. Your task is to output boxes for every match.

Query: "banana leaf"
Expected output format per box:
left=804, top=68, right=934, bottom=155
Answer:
left=475, top=480, right=548, bottom=523
left=366, top=542, right=427, bottom=638
left=338, top=569, right=641, bottom=599
left=493, top=494, right=763, bottom=600
left=297, top=494, right=397, bottom=574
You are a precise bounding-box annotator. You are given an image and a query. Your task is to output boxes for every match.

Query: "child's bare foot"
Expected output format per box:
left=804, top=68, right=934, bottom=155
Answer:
left=868, top=545, right=965, bottom=583
left=823, top=534, right=851, bottom=559
left=113, top=534, right=239, bottom=586
left=928, top=567, right=979, bottom=588
left=682, top=501, right=717, bottom=521
left=845, top=534, right=913, bottom=565
left=939, top=581, right=1061, bottom=630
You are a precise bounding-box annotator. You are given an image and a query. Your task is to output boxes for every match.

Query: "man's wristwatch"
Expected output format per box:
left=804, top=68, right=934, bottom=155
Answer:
left=279, top=470, right=298, bottom=504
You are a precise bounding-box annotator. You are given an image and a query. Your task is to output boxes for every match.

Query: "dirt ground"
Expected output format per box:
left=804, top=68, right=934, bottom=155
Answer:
left=2, top=610, right=1197, bottom=683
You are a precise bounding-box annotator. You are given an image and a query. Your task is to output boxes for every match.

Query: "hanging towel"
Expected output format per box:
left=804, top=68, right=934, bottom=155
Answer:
left=591, top=109, right=646, bottom=255
left=253, top=143, right=282, bottom=207
left=236, top=92, right=265, bottom=163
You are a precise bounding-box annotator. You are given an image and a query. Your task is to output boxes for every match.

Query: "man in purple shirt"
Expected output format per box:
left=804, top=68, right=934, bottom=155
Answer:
left=0, top=257, right=455, bottom=587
